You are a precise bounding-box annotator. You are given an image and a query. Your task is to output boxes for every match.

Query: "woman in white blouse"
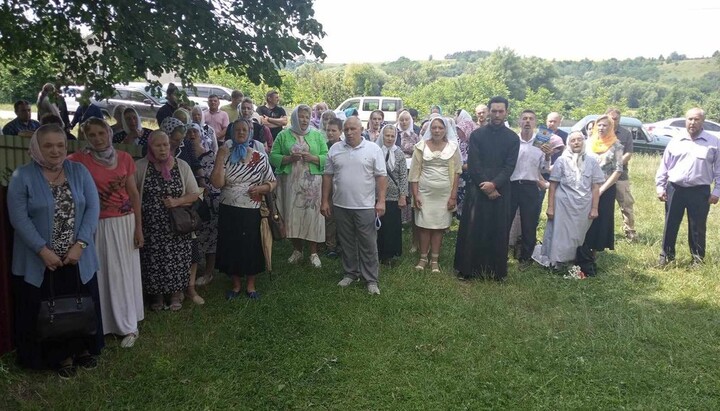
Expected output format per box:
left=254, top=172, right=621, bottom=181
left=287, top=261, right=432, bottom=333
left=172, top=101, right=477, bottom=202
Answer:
left=210, top=119, right=276, bottom=300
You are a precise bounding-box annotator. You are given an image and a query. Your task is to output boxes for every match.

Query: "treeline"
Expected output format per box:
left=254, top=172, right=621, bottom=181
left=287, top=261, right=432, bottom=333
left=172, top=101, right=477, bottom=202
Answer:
left=3, top=47, right=719, bottom=125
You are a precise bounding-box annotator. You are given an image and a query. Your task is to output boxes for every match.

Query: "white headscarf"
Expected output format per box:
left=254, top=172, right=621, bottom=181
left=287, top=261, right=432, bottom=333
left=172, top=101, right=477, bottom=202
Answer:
left=191, top=106, right=206, bottom=127
left=396, top=110, right=414, bottom=136
left=121, top=107, right=143, bottom=135
left=376, top=124, right=399, bottom=170
left=421, top=117, right=458, bottom=145
left=563, top=131, right=586, bottom=184
left=290, top=105, right=312, bottom=136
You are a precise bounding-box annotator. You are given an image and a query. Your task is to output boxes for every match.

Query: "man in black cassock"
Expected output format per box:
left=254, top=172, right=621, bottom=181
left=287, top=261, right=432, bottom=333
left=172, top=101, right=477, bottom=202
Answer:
left=454, top=96, right=519, bottom=280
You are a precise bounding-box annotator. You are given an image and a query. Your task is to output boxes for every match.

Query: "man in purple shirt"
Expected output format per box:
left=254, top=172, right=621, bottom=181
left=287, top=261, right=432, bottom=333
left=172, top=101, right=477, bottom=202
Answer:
left=655, top=107, right=720, bottom=266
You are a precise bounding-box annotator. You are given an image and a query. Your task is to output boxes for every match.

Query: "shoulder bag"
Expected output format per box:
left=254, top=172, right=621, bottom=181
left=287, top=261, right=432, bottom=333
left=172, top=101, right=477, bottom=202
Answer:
left=264, top=191, right=286, bottom=240
left=36, top=266, right=97, bottom=342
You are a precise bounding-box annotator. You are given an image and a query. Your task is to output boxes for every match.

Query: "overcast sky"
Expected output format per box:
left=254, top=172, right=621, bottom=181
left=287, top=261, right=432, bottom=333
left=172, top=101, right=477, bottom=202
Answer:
left=312, top=0, right=720, bottom=63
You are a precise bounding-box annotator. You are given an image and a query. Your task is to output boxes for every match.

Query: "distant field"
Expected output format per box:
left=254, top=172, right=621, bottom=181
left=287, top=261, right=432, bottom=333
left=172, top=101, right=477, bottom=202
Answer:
left=657, top=58, right=718, bottom=82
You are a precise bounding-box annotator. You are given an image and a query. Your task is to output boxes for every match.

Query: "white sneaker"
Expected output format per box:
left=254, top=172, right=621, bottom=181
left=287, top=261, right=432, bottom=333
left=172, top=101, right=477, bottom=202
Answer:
left=120, top=331, right=139, bottom=348
left=337, top=277, right=354, bottom=287
left=367, top=284, right=380, bottom=295
left=288, top=250, right=303, bottom=264
left=309, top=253, right=322, bottom=268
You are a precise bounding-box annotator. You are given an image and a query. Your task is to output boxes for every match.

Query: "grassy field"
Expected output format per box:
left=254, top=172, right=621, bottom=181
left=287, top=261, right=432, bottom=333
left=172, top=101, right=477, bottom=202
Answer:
left=657, top=58, right=718, bottom=82
left=2, top=153, right=720, bottom=409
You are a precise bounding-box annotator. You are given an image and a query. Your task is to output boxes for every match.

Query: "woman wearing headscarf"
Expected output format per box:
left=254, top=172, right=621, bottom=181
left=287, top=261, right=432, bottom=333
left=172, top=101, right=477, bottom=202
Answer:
left=376, top=124, right=408, bottom=264
left=269, top=105, right=328, bottom=268
left=397, top=110, right=419, bottom=157
left=408, top=117, right=462, bottom=272
left=112, top=107, right=153, bottom=146
left=7, top=123, right=103, bottom=379
left=110, top=104, right=127, bottom=135
left=36, top=83, right=61, bottom=124
left=173, top=108, right=192, bottom=125
left=211, top=118, right=276, bottom=299
left=582, top=115, right=624, bottom=267
left=454, top=110, right=478, bottom=218
left=240, top=97, right=273, bottom=151
left=191, top=105, right=219, bottom=153
left=69, top=118, right=144, bottom=348
left=135, top=130, right=201, bottom=311
left=362, top=109, right=385, bottom=142
left=310, top=102, right=329, bottom=130
left=532, top=132, right=604, bottom=269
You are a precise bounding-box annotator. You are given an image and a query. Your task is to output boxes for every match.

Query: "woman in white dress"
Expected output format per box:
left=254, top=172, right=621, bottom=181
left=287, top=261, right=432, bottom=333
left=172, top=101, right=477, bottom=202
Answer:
left=408, top=117, right=461, bottom=272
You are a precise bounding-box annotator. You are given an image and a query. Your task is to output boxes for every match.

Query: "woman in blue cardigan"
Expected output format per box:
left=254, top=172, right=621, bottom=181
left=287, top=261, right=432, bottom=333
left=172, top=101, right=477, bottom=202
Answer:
left=7, top=123, right=103, bottom=379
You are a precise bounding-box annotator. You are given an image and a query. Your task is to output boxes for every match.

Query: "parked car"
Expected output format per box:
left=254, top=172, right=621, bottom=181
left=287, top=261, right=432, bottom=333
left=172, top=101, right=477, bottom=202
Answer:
left=571, top=114, right=669, bottom=154
left=645, top=117, right=720, bottom=139
left=336, top=96, right=403, bottom=127
left=134, top=82, right=233, bottom=110
left=92, top=85, right=166, bottom=121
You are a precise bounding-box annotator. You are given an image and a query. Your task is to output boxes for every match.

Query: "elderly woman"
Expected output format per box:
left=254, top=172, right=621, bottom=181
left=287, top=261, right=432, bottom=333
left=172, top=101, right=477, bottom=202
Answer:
left=533, top=132, right=604, bottom=269
left=582, top=115, right=624, bottom=267
left=191, top=105, right=219, bottom=152
left=135, top=130, right=201, bottom=311
left=69, top=118, right=144, bottom=348
left=397, top=110, right=419, bottom=156
left=173, top=108, right=192, bottom=125
left=112, top=107, right=153, bottom=146
left=36, top=83, right=61, bottom=124
left=7, top=124, right=103, bottom=378
left=310, top=102, right=329, bottom=129
left=211, top=118, right=276, bottom=299
left=376, top=124, right=408, bottom=264
left=269, top=104, right=328, bottom=268
left=409, top=117, right=461, bottom=272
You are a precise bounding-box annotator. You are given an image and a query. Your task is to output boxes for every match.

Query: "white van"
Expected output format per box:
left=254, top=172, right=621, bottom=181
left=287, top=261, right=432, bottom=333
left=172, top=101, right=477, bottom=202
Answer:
left=336, top=96, right=403, bottom=126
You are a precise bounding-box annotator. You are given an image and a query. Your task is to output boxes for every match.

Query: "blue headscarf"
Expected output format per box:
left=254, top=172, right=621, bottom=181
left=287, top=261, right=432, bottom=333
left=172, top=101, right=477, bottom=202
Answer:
left=227, top=119, right=254, bottom=165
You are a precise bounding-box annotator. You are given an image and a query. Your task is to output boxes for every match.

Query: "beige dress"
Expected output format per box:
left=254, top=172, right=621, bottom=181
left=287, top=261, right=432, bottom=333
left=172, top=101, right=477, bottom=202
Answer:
left=409, top=140, right=461, bottom=229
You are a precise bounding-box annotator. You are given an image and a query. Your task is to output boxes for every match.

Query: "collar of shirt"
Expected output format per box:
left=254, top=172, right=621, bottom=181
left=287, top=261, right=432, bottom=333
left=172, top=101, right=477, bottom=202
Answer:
left=679, top=130, right=710, bottom=142
left=517, top=132, right=535, bottom=144
left=343, top=139, right=366, bottom=149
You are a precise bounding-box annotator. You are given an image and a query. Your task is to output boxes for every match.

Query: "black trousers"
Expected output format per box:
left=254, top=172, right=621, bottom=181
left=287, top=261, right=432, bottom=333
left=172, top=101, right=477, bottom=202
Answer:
left=661, top=183, right=710, bottom=260
left=509, top=181, right=541, bottom=261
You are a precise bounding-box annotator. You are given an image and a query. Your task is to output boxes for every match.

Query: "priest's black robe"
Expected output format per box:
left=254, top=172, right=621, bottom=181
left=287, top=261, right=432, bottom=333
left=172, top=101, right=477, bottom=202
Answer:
left=454, top=123, right=519, bottom=280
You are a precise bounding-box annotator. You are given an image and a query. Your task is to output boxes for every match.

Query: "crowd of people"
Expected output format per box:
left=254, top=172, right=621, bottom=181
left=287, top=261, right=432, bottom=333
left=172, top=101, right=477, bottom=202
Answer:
left=4, top=83, right=719, bottom=379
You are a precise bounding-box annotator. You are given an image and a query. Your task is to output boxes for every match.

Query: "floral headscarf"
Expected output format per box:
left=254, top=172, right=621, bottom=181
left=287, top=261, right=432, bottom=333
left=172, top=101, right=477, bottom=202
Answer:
left=29, top=124, right=66, bottom=171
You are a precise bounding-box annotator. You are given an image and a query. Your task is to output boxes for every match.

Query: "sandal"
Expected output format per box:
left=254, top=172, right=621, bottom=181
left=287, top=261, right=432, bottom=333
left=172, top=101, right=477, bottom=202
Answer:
left=169, top=292, right=183, bottom=311
left=121, top=331, right=139, bottom=348
left=415, top=255, right=428, bottom=271
left=150, top=294, right=164, bottom=312
left=226, top=290, right=241, bottom=301
left=57, top=364, right=77, bottom=379
left=431, top=254, right=440, bottom=273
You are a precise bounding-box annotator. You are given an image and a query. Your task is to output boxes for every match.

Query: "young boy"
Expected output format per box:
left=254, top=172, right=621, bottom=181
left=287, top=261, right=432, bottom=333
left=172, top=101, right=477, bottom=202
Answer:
left=324, top=118, right=343, bottom=257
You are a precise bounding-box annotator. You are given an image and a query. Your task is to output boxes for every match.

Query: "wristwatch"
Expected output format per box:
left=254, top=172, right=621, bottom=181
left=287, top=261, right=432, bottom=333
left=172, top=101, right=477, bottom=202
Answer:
left=76, top=240, right=88, bottom=249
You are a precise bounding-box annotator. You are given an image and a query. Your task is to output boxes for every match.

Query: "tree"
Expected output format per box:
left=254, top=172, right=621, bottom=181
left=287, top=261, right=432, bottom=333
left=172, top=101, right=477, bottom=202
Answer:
left=0, top=0, right=325, bottom=99
left=343, top=64, right=387, bottom=96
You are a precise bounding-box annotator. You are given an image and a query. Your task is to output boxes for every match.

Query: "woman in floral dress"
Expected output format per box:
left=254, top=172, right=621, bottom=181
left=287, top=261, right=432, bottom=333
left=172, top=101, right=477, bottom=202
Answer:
left=269, top=105, right=328, bottom=268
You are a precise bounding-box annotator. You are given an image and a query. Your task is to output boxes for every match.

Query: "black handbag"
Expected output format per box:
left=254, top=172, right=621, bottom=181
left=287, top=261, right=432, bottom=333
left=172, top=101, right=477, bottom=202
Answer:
left=36, top=266, right=97, bottom=342
left=168, top=200, right=204, bottom=234
left=264, top=192, right=286, bottom=240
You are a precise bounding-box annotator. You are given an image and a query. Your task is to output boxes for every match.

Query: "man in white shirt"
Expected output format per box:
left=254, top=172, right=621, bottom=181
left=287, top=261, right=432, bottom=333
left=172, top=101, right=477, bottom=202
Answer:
left=321, top=117, right=387, bottom=295
left=509, top=110, right=551, bottom=268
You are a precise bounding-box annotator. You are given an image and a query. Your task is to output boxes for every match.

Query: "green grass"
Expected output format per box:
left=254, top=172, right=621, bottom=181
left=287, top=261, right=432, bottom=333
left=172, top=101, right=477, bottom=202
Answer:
left=2, top=154, right=720, bottom=409
left=657, top=58, right=718, bottom=82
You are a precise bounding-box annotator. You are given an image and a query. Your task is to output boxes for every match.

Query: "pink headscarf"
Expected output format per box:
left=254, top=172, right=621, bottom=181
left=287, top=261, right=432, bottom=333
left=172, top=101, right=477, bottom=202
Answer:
left=29, top=124, right=65, bottom=172
left=146, top=131, right=173, bottom=181
left=455, top=110, right=477, bottom=141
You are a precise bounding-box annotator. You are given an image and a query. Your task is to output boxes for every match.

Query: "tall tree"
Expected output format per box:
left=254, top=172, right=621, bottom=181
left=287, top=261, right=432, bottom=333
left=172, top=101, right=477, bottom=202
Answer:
left=0, top=0, right=325, bottom=98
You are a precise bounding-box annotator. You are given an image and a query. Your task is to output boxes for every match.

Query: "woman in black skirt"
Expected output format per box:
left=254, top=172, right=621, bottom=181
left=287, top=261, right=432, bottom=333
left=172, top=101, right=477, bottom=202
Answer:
left=210, top=119, right=276, bottom=300
left=582, top=114, right=624, bottom=272
left=376, top=125, right=408, bottom=264
left=7, top=124, right=103, bottom=379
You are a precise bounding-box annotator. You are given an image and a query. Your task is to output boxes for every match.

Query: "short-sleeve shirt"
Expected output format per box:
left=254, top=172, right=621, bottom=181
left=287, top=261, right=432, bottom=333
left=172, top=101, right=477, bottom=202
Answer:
left=219, top=150, right=275, bottom=209
left=616, top=126, right=634, bottom=181
left=256, top=105, right=287, bottom=140
left=2, top=118, right=40, bottom=136
left=221, top=105, right=239, bottom=123
left=324, top=139, right=387, bottom=209
left=68, top=150, right=136, bottom=219
left=204, top=110, right=230, bottom=136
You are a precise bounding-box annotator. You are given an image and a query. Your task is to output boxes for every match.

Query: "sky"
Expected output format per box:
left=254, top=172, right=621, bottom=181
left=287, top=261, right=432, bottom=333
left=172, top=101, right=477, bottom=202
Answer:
left=312, top=0, right=720, bottom=63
